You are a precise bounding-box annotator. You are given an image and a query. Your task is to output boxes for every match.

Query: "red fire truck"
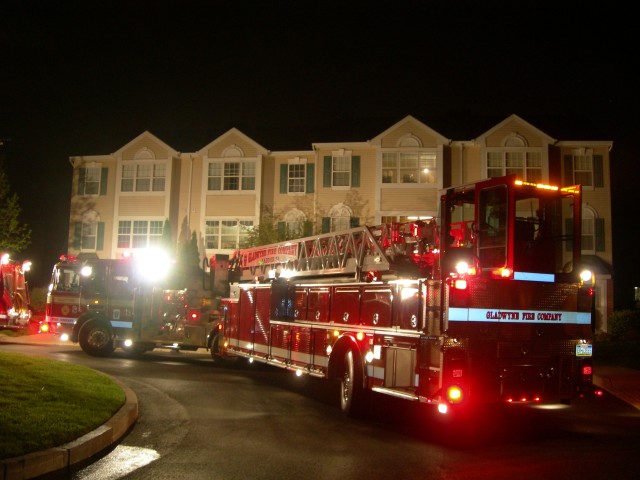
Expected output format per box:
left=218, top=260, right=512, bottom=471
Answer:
left=209, top=175, right=596, bottom=418
left=44, top=252, right=220, bottom=356
left=0, top=253, right=32, bottom=329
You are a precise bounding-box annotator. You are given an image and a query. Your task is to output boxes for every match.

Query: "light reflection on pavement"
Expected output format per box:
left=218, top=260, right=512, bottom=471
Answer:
left=72, top=446, right=160, bottom=479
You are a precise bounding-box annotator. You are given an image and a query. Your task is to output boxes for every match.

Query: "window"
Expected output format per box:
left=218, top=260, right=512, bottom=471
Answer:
left=582, top=211, right=595, bottom=254
left=289, top=164, right=306, bottom=192
left=117, top=220, right=163, bottom=249
left=382, top=152, right=436, bottom=184
left=324, top=204, right=354, bottom=233
left=281, top=209, right=306, bottom=238
left=73, top=221, right=104, bottom=251
left=81, top=222, right=97, bottom=250
left=486, top=151, right=542, bottom=182
left=280, top=160, right=314, bottom=194
left=120, top=163, right=166, bottom=192
left=77, top=166, right=107, bottom=195
left=205, top=219, right=254, bottom=249
left=574, top=155, right=593, bottom=187
left=332, top=156, right=351, bottom=186
left=563, top=152, right=603, bottom=189
left=207, top=161, right=256, bottom=191
left=323, top=155, right=360, bottom=188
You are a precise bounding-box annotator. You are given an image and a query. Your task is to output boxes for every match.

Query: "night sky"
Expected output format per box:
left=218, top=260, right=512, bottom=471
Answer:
left=1, top=1, right=636, bottom=308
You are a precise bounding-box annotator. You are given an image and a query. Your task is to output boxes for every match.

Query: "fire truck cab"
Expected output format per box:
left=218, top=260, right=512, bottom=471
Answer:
left=0, top=253, right=32, bottom=329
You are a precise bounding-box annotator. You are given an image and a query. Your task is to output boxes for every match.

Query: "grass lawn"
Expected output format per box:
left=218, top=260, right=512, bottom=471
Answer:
left=0, top=347, right=125, bottom=460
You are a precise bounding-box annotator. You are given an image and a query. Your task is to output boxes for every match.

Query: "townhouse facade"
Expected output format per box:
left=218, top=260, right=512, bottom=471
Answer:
left=66, top=114, right=614, bottom=331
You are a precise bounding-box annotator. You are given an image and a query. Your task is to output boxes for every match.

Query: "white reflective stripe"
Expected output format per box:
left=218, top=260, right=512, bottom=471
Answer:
left=247, top=343, right=330, bottom=368
left=47, top=316, right=76, bottom=324
left=449, top=308, right=591, bottom=325
left=513, top=271, right=555, bottom=282
left=110, top=321, right=133, bottom=329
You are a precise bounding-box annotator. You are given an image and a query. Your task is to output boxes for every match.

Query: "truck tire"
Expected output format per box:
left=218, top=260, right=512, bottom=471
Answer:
left=78, top=320, right=115, bottom=357
left=340, top=349, right=370, bottom=418
left=209, top=334, right=237, bottom=366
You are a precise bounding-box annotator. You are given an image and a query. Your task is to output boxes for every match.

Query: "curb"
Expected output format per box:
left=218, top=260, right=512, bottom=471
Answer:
left=0, top=377, right=138, bottom=480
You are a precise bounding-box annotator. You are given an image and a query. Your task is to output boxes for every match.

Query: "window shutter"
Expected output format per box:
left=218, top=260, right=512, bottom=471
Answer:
left=595, top=218, right=605, bottom=252
left=280, top=164, right=288, bottom=194
left=322, top=217, right=330, bottom=233
left=350, top=217, right=359, bottom=228
left=77, top=168, right=86, bottom=196
left=351, top=156, right=360, bottom=187
left=323, top=156, right=332, bottom=187
left=73, top=222, right=82, bottom=249
left=100, top=168, right=108, bottom=195
left=565, top=218, right=572, bottom=252
left=563, top=155, right=573, bottom=186
left=306, top=164, right=315, bottom=193
left=277, top=222, right=286, bottom=241
left=303, top=220, right=313, bottom=236
left=593, top=155, right=604, bottom=188
left=96, top=222, right=105, bottom=250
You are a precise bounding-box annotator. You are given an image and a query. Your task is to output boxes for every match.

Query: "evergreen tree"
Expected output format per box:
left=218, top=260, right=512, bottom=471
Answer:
left=0, top=167, right=31, bottom=253
left=161, top=219, right=173, bottom=254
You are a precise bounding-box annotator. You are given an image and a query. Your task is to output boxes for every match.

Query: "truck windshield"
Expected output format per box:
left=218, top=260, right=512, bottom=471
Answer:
left=52, top=266, right=81, bottom=292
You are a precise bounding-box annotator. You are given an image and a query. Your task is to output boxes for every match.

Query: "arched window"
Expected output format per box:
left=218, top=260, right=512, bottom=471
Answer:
left=582, top=206, right=596, bottom=254
left=328, top=203, right=353, bottom=232
left=283, top=209, right=306, bottom=238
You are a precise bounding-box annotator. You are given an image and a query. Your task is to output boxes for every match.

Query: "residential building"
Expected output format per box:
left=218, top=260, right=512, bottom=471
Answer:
left=66, top=114, right=613, bottom=331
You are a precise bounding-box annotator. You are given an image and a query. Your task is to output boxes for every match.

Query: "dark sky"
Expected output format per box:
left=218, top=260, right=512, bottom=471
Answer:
left=0, top=1, right=637, bottom=307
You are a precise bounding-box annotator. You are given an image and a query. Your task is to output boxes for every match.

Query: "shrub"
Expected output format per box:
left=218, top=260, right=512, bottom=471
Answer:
left=29, top=286, right=48, bottom=314
left=608, top=309, right=640, bottom=340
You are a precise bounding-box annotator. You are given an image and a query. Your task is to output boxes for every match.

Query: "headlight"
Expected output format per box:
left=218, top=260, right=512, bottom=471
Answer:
left=455, top=261, right=469, bottom=275
left=580, top=269, right=594, bottom=286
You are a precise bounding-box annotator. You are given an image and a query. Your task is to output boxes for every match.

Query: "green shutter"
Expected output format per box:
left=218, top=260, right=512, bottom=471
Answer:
left=350, top=217, right=359, bottom=228
left=277, top=222, right=286, bottom=241
left=303, top=220, right=313, bottom=236
left=100, top=168, right=108, bottom=195
left=593, top=155, right=604, bottom=188
left=77, top=168, right=86, bottom=196
left=563, top=155, right=573, bottom=186
left=280, top=164, right=288, bottom=194
left=96, top=222, right=105, bottom=250
left=351, top=156, right=360, bottom=187
left=306, top=164, right=315, bottom=193
left=595, top=218, right=605, bottom=252
left=323, top=156, right=332, bottom=187
left=322, top=217, right=330, bottom=233
left=73, top=222, right=82, bottom=250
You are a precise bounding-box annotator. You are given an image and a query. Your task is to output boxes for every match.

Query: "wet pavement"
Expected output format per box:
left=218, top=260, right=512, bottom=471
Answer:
left=1, top=331, right=639, bottom=479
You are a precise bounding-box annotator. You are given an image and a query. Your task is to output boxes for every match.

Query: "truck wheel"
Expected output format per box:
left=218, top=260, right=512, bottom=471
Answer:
left=209, top=334, right=236, bottom=366
left=340, top=349, right=369, bottom=418
left=79, top=321, right=115, bottom=357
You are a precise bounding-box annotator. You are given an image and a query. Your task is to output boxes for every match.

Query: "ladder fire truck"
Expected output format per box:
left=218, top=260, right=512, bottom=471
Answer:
left=0, top=253, right=32, bottom=329
left=209, top=175, right=596, bottom=417
left=44, top=252, right=219, bottom=356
